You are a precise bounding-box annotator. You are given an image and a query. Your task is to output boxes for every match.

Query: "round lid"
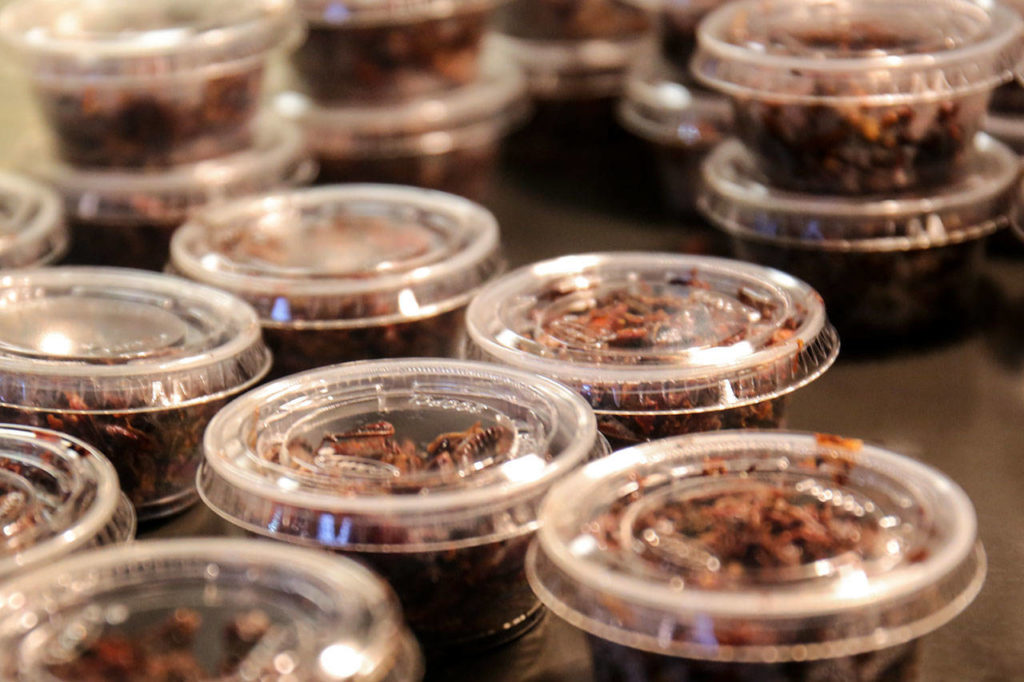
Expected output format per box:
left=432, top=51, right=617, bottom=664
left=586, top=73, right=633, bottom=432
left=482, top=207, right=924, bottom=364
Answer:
left=693, top=0, right=1023, bottom=103
left=618, top=55, right=731, bottom=147
left=699, top=136, right=1018, bottom=251
left=0, top=425, right=135, bottom=579
left=298, top=0, right=500, bottom=25
left=0, top=172, right=67, bottom=270
left=489, top=34, right=643, bottom=99
left=29, top=116, right=311, bottom=228
left=0, top=538, right=421, bottom=682
left=466, top=252, right=838, bottom=413
left=0, top=0, right=298, bottom=82
left=276, top=63, right=529, bottom=158
left=528, top=430, right=985, bottom=662
left=171, top=184, right=502, bottom=328
left=0, top=267, right=270, bottom=411
left=199, top=359, right=604, bottom=550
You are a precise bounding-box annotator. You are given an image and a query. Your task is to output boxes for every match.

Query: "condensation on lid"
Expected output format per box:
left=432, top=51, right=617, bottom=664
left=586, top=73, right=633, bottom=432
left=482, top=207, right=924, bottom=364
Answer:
left=528, top=431, right=985, bottom=662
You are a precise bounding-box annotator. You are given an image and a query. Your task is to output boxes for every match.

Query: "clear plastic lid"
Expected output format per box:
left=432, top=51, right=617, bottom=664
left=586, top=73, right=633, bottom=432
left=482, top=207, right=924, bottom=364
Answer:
left=528, top=430, right=985, bottom=662
left=0, top=0, right=298, bottom=83
left=0, top=424, right=135, bottom=579
left=275, top=63, right=529, bottom=158
left=489, top=34, right=644, bottom=98
left=28, top=116, right=311, bottom=227
left=0, top=267, right=270, bottom=411
left=693, top=0, right=1023, bottom=103
left=0, top=538, right=422, bottom=682
left=465, top=252, right=838, bottom=413
left=298, top=0, right=500, bottom=25
left=700, top=135, right=1018, bottom=251
left=618, top=54, right=731, bottom=147
left=171, top=185, right=502, bottom=328
left=200, top=359, right=604, bottom=550
left=0, top=171, right=67, bottom=269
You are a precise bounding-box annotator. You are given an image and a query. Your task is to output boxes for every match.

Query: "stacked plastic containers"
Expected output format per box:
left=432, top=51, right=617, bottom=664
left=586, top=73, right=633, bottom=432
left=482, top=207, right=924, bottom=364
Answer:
left=278, top=0, right=528, bottom=200
left=986, top=0, right=1024, bottom=153
left=616, top=4, right=731, bottom=215
left=491, top=0, right=650, bottom=163
left=693, top=0, right=1024, bottom=346
left=0, top=0, right=310, bottom=271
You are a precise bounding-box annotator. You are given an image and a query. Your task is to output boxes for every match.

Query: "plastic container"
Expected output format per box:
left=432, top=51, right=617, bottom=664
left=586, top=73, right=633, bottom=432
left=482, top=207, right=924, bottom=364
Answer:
left=495, top=0, right=649, bottom=42
left=0, top=171, right=66, bottom=270
left=0, top=424, right=135, bottom=580
left=621, top=0, right=726, bottom=80
left=527, top=430, right=986, bottom=681
left=27, top=116, right=311, bottom=273
left=0, top=538, right=422, bottom=681
left=465, top=252, right=839, bottom=450
left=618, top=56, right=731, bottom=215
left=985, top=112, right=1024, bottom=154
left=276, top=64, right=529, bottom=200
left=199, top=359, right=607, bottom=649
left=0, top=267, right=271, bottom=520
left=692, top=0, right=1023, bottom=195
left=699, top=136, right=1018, bottom=346
left=170, top=185, right=503, bottom=379
left=0, top=0, right=298, bottom=169
left=292, top=0, right=504, bottom=103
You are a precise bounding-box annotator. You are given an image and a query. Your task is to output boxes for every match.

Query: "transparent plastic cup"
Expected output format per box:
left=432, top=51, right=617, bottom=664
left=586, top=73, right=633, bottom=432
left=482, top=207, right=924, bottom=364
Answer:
left=693, top=0, right=1024, bottom=195
left=28, top=116, right=312, bottom=272
left=0, top=538, right=422, bottom=681
left=170, top=185, right=503, bottom=379
left=528, top=430, right=986, bottom=682
left=292, top=0, right=505, bottom=103
left=699, top=135, right=1018, bottom=346
left=276, top=63, right=529, bottom=200
left=0, top=267, right=271, bottom=520
left=199, top=358, right=607, bottom=649
left=618, top=54, right=732, bottom=215
left=465, top=252, right=839, bottom=450
left=0, top=424, right=135, bottom=580
left=0, top=0, right=299, bottom=169
left=0, top=171, right=67, bottom=270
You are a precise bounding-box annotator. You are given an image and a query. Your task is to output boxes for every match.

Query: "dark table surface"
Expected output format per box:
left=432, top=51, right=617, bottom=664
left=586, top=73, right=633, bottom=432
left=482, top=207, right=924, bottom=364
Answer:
left=138, top=151, right=1024, bottom=682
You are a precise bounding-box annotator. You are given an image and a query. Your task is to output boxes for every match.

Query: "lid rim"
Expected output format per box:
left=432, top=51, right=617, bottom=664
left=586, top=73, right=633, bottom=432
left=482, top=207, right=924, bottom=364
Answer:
left=534, top=431, right=980, bottom=628
left=693, top=0, right=1024, bottom=99
left=0, top=425, right=128, bottom=578
left=199, top=358, right=600, bottom=517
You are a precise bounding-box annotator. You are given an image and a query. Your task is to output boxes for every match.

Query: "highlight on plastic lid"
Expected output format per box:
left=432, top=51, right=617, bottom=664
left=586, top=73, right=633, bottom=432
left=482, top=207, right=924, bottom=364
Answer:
left=0, top=171, right=66, bottom=270
left=171, top=184, right=502, bottom=328
left=0, top=538, right=422, bottom=681
left=466, top=252, right=838, bottom=412
left=699, top=135, right=1019, bottom=251
left=528, top=430, right=985, bottom=662
left=0, top=0, right=299, bottom=81
left=693, top=0, right=1024, bottom=103
left=199, top=358, right=605, bottom=549
left=0, top=267, right=270, bottom=410
left=0, top=424, right=135, bottom=579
